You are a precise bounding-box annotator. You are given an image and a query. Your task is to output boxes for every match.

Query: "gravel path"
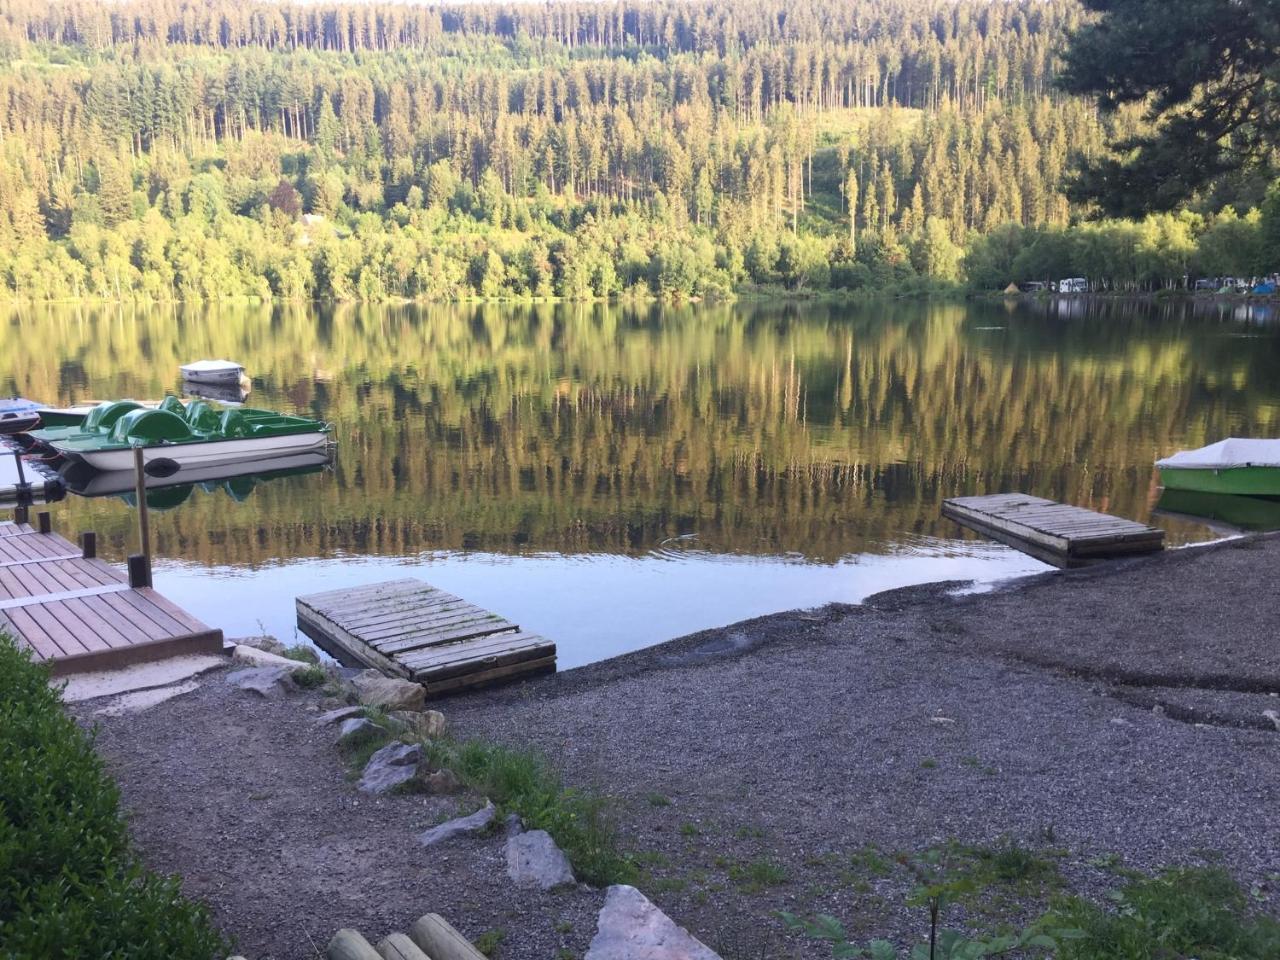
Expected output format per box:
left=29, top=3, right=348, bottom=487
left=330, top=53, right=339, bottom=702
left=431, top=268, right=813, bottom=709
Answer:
left=83, top=535, right=1280, bottom=959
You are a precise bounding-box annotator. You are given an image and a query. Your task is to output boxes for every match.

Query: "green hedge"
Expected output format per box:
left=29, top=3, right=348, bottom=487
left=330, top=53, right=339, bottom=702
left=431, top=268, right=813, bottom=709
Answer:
left=0, top=635, right=227, bottom=959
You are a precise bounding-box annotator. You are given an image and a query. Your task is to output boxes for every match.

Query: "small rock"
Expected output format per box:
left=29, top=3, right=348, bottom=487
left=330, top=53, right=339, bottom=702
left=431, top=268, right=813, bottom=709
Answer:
left=316, top=705, right=365, bottom=726
left=351, top=669, right=426, bottom=712
left=929, top=716, right=956, bottom=725
left=389, top=709, right=447, bottom=738
left=319, top=695, right=350, bottom=711
left=504, top=813, right=525, bottom=838
left=585, top=885, right=723, bottom=960
left=232, top=645, right=310, bottom=672
left=505, top=829, right=575, bottom=890
left=228, top=635, right=287, bottom=657
left=417, top=802, right=496, bottom=846
left=1263, top=709, right=1280, bottom=732
left=337, top=717, right=381, bottom=746
left=225, top=667, right=295, bottom=699
left=421, top=768, right=462, bottom=795
left=358, top=742, right=421, bottom=794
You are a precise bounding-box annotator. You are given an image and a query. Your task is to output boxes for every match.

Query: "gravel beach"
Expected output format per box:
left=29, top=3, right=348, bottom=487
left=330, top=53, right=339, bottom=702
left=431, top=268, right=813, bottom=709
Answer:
left=84, top=534, right=1280, bottom=959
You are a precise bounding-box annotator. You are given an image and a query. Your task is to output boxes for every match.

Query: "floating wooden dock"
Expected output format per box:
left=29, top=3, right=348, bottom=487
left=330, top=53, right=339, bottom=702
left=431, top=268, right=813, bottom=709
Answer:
left=943, top=493, right=1165, bottom=567
left=0, top=437, right=63, bottom=506
left=296, top=578, right=555, bottom=696
left=0, top=515, right=223, bottom=675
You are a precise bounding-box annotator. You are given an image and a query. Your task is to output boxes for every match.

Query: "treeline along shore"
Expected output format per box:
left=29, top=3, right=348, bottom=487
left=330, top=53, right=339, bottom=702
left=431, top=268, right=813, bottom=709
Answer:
left=1, top=0, right=1277, bottom=303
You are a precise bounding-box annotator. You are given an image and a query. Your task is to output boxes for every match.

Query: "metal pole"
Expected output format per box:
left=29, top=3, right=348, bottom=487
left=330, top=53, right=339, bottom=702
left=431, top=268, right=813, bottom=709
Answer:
left=132, top=445, right=152, bottom=587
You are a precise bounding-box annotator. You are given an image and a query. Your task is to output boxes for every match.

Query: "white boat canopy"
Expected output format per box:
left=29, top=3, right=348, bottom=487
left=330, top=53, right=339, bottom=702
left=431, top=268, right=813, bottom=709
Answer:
left=1156, top=438, right=1280, bottom=470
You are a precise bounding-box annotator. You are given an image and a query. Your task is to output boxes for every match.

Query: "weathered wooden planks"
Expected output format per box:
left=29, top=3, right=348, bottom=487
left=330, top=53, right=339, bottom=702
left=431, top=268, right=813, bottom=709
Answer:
left=942, top=493, right=1164, bottom=567
left=0, top=517, right=223, bottom=675
left=296, top=578, right=555, bottom=696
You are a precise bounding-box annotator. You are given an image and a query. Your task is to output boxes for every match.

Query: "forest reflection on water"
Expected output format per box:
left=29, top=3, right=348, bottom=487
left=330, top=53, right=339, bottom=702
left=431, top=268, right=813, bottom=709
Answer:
left=3, top=296, right=1277, bottom=666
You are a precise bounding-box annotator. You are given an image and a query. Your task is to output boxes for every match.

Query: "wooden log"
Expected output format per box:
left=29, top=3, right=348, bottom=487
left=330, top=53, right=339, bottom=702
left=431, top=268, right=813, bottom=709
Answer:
left=327, top=929, right=383, bottom=960
left=376, top=932, right=433, bottom=960
left=408, top=915, right=487, bottom=960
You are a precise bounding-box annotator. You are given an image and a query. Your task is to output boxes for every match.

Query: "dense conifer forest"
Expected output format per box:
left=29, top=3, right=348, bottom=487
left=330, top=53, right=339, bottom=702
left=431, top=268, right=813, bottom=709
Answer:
left=0, top=0, right=1275, bottom=301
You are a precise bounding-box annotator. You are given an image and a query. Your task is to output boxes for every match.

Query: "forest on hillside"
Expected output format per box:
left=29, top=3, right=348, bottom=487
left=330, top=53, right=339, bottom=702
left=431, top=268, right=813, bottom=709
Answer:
left=0, top=0, right=1276, bottom=302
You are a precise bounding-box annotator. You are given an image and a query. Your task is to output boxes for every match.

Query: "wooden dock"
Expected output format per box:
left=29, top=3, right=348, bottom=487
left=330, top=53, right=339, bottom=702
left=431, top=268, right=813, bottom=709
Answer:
left=0, top=437, right=63, bottom=506
left=943, top=493, right=1165, bottom=567
left=0, top=516, right=223, bottom=675
left=297, top=578, right=555, bottom=696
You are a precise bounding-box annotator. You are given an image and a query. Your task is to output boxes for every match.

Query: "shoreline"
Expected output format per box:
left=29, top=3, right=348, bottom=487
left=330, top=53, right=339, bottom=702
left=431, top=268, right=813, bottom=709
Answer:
left=79, top=530, right=1280, bottom=957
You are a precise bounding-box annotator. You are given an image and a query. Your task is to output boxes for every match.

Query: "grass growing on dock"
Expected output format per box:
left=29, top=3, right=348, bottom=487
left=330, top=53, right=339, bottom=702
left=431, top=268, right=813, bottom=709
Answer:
left=0, top=634, right=227, bottom=958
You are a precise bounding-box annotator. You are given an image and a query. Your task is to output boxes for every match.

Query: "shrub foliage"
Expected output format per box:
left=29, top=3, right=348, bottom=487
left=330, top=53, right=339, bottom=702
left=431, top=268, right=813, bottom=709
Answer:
left=0, top=635, right=227, bottom=959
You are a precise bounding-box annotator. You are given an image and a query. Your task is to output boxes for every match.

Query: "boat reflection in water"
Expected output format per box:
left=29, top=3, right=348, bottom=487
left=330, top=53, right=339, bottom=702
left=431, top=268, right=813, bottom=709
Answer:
left=181, top=378, right=250, bottom=405
left=1155, top=488, right=1280, bottom=535
left=59, top=450, right=334, bottom=511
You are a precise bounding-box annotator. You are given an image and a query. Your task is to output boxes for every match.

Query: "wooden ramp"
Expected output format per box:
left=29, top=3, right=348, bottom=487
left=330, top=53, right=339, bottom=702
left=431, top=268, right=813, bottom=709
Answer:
left=943, top=493, right=1164, bottom=567
left=0, top=518, right=223, bottom=676
left=296, top=578, right=555, bottom=696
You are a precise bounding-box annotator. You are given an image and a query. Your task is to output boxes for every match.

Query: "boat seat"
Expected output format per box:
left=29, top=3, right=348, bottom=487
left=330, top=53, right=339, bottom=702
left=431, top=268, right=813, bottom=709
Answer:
left=185, top=401, right=220, bottom=433
left=219, top=409, right=251, bottom=438
left=158, top=395, right=185, bottom=417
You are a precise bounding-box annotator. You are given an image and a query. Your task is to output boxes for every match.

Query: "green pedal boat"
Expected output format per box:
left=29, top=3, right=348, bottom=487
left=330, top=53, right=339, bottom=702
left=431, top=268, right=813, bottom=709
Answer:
left=47, top=399, right=330, bottom=472
left=1156, top=439, right=1280, bottom=496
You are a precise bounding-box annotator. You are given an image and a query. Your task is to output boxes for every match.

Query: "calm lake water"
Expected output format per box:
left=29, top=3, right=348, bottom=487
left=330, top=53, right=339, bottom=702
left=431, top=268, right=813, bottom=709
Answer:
left=4, top=297, right=1278, bottom=667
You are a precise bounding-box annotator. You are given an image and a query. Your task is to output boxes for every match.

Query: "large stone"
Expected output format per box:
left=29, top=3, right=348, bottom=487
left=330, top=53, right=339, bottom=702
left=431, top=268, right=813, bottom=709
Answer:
left=232, top=644, right=310, bottom=672
left=351, top=670, right=425, bottom=712
left=316, top=705, right=365, bottom=727
left=336, top=717, right=382, bottom=747
left=228, top=635, right=288, bottom=657
left=505, top=829, right=575, bottom=890
left=226, top=667, right=295, bottom=699
left=585, top=885, right=723, bottom=960
left=420, top=768, right=462, bottom=795
left=417, top=802, right=496, bottom=846
left=357, top=742, right=421, bottom=794
left=389, top=709, right=447, bottom=738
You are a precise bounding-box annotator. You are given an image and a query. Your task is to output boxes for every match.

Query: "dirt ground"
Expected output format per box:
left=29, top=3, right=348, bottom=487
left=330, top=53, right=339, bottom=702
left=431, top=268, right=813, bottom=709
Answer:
left=83, top=534, right=1280, bottom=959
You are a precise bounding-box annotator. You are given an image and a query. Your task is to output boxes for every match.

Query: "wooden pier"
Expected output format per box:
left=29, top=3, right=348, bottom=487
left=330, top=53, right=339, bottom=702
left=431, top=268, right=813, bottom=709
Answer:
left=297, top=578, right=555, bottom=696
left=943, top=493, right=1165, bottom=567
left=0, top=515, right=223, bottom=675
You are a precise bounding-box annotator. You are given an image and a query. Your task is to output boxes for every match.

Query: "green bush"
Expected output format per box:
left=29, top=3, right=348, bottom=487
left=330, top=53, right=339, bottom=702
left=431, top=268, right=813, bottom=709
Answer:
left=0, top=635, right=227, bottom=959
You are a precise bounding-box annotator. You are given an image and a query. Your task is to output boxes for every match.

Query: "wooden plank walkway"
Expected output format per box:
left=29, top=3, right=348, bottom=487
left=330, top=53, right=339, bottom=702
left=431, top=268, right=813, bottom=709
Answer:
left=0, top=518, right=223, bottom=676
left=297, top=578, right=555, bottom=696
left=0, top=437, right=63, bottom=506
left=943, top=493, right=1165, bottom=567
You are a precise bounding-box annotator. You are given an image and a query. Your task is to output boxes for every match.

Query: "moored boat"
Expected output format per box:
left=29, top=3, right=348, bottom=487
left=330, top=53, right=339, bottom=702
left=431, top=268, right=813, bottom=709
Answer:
left=28, top=398, right=182, bottom=448
left=0, top=397, right=43, bottom=435
left=49, top=405, right=330, bottom=471
left=180, top=359, right=247, bottom=386
left=1156, top=438, right=1280, bottom=496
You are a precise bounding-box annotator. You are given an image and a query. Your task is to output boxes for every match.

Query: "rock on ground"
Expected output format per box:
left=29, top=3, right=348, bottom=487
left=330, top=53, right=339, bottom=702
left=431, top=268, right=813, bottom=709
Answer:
left=351, top=670, right=426, bottom=712
left=417, top=802, right=496, bottom=846
left=232, top=645, right=311, bottom=672
left=505, top=829, right=575, bottom=890
left=336, top=717, right=381, bottom=747
left=585, top=885, right=722, bottom=960
left=228, top=635, right=288, bottom=657
left=315, top=705, right=364, bottom=726
left=389, top=709, right=447, bottom=738
left=226, top=666, right=296, bottom=699
left=357, top=742, right=421, bottom=794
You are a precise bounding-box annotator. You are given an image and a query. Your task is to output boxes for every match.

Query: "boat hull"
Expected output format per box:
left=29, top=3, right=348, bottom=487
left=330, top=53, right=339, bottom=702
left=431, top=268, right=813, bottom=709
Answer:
left=1157, top=465, right=1280, bottom=496
left=0, top=414, right=41, bottom=435
left=54, top=431, right=329, bottom=471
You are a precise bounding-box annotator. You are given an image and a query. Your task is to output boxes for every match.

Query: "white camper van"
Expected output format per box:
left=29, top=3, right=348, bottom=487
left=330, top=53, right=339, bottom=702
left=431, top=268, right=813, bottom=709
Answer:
left=1057, top=278, right=1088, bottom=293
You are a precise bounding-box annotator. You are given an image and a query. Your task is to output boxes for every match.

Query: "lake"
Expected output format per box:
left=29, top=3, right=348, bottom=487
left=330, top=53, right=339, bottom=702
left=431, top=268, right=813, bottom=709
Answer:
left=4, top=297, right=1278, bottom=667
